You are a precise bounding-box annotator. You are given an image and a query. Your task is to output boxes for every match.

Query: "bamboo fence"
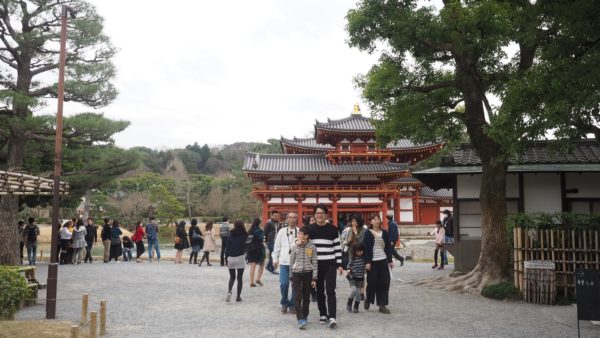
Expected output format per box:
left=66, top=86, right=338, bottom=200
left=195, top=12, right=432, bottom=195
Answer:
left=513, top=227, right=600, bottom=298
left=0, top=170, right=69, bottom=195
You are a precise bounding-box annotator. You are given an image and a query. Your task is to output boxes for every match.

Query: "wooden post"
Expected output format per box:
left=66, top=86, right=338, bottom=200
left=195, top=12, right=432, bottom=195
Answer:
left=90, top=311, right=97, bottom=338
left=81, top=293, right=88, bottom=324
left=39, top=250, right=43, bottom=262
left=100, top=300, right=106, bottom=336
left=70, top=325, right=79, bottom=338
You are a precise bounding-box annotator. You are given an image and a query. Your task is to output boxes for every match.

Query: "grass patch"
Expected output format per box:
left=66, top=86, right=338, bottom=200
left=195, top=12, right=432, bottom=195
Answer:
left=481, top=282, right=522, bottom=300
left=0, top=320, right=89, bottom=338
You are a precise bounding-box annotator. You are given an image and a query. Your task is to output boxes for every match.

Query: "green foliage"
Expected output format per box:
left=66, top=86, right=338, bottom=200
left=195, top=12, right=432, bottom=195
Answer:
left=481, top=282, right=521, bottom=301
left=149, top=185, right=185, bottom=223
left=0, top=267, right=32, bottom=319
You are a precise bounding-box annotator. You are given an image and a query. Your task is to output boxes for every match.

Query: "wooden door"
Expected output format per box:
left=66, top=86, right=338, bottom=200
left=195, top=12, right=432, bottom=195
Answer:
left=420, top=204, right=440, bottom=225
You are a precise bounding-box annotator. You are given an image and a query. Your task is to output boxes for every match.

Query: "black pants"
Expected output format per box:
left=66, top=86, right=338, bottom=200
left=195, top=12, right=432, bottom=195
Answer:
left=220, top=236, right=228, bottom=265
left=366, top=259, right=390, bottom=307
left=20, top=241, right=24, bottom=264
left=434, top=246, right=444, bottom=266
left=190, top=251, right=199, bottom=263
left=59, top=239, right=70, bottom=264
left=136, top=241, right=145, bottom=258
left=84, top=240, right=94, bottom=262
left=316, top=262, right=337, bottom=319
left=199, top=251, right=211, bottom=265
left=228, top=268, right=244, bottom=297
left=293, top=272, right=312, bottom=320
left=391, top=248, right=404, bottom=262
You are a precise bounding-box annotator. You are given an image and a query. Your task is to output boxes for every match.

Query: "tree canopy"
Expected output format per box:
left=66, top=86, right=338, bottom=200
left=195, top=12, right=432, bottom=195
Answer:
left=347, top=0, right=600, bottom=290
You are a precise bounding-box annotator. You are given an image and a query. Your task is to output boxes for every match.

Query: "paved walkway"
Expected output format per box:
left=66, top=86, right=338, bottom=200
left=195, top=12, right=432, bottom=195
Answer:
left=16, top=261, right=599, bottom=337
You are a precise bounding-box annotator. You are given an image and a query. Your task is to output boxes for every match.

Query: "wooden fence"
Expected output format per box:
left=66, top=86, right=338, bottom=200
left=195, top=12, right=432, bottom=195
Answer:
left=513, top=227, right=600, bottom=297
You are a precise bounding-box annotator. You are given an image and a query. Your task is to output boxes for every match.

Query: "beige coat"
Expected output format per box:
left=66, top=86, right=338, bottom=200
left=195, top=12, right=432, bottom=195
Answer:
left=203, top=230, right=216, bottom=252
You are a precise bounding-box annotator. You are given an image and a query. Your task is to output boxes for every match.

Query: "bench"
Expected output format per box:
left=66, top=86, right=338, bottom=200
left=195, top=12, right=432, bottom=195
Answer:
left=17, top=266, right=45, bottom=306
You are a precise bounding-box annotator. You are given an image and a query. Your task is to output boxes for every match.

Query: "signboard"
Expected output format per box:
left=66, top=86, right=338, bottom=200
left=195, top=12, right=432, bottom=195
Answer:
left=575, top=269, right=600, bottom=321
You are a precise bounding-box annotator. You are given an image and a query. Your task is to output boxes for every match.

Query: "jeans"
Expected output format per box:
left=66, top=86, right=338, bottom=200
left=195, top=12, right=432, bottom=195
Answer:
left=293, top=271, right=312, bottom=320
left=123, top=248, right=133, bottom=261
left=442, top=236, right=453, bottom=265
left=147, top=238, right=161, bottom=261
left=316, top=262, right=337, bottom=319
left=85, top=240, right=94, bottom=262
left=220, top=236, right=228, bottom=266
left=266, top=240, right=275, bottom=271
left=27, top=243, right=37, bottom=265
left=279, top=265, right=295, bottom=309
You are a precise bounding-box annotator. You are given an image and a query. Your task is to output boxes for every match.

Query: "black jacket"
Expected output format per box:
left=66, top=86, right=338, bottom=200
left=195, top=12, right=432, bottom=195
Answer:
left=101, top=223, right=111, bottom=241
left=188, top=225, right=203, bottom=247
left=362, top=229, right=393, bottom=264
left=85, top=224, right=97, bottom=242
left=226, top=232, right=248, bottom=258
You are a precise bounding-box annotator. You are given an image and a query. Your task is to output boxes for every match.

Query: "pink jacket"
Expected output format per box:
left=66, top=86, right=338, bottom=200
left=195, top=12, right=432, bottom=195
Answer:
left=434, top=227, right=445, bottom=245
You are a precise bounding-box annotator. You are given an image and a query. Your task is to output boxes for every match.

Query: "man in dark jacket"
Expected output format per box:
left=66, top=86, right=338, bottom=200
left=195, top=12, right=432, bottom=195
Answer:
left=264, top=210, right=280, bottom=274
left=441, top=209, right=454, bottom=265
left=386, top=215, right=404, bottom=266
left=84, top=217, right=97, bottom=263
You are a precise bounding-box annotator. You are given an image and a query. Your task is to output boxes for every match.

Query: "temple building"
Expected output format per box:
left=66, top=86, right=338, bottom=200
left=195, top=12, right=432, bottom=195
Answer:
left=242, top=104, right=451, bottom=228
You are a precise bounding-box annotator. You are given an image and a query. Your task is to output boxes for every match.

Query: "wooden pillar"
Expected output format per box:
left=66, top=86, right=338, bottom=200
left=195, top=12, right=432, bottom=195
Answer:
left=332, top=196, right=338, bottom=226
left=382, top=194, right=388, bottom=230
left=394, top=194, right=400, bottom=224
left=297, top=177, right=304, bottom=220
left=261, top=197, right=269, bottom=224
left=414, top=186, right=421, bottom=224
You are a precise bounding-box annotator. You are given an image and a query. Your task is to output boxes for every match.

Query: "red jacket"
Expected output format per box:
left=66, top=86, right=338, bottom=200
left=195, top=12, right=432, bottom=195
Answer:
left=132, top=227, right=145, bottom=242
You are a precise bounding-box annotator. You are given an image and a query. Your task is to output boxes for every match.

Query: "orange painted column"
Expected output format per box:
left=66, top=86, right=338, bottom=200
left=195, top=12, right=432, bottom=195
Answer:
left=394, top=194, right=400, bottom=224
left=297, top=195, right=303, bottom=221
left=414, top=187, right=420, bottom=224
left=261, top=198, right=269, bottom=224
left=382, top=194, right=388, bottom=230
left=332, top=196, right=338, bottom=227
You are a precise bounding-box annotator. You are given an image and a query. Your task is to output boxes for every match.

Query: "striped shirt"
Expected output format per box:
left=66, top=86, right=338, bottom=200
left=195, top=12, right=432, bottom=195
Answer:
left=347, top=255, right=366, bottom=280
left=309, top=223, right=342, bottom=266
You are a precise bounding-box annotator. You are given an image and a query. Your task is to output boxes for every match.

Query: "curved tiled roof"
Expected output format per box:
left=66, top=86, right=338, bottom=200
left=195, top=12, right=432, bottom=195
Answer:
left=420, top=186, right=453, bottom=199
left=280, top=137, right=334, bottom=150
left=243, top=153, right=409, bottom=175
left=452, top=139, right=600, bottom=166
left=315, top=115, right=374, bottom=132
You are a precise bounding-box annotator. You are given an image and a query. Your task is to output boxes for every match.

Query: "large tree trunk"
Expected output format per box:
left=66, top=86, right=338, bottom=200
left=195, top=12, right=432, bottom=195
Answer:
left=0, top=133, right=26, bottom=265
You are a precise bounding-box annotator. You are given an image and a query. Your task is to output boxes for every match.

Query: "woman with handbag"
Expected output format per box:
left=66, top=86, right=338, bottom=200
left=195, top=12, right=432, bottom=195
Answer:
left=174, top=220, right=190, bottom=264
left=199, top=221, right=216, bottom=266
left=188, top=218, right=203, bottom=264
left=246, top=218, right=265, bottom=287
left=225, top=220, right=248, bottom=302
left=109, top=220, right=123, bottom=262
left=362, top=214, right=394, bottom=314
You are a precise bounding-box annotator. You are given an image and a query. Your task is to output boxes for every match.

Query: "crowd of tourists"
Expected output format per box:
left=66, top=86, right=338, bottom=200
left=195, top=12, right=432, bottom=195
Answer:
left=15, top=205, right=460, bottom=331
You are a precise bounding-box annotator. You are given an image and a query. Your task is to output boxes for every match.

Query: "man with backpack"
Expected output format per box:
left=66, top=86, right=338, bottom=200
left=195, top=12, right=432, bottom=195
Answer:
left=220, top=216, right=230, bottom=266
left=101, top=218, right=112, bottom=263
left=18, top=220, right=25, bottom=265
left=22, top=217, right=40, bottom=266
left=146, top=216, right=161, bottom=262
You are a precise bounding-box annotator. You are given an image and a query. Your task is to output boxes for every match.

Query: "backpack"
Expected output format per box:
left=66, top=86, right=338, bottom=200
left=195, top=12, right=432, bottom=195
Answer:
left=244, top=234, right=260, bottom=253
left=27, top=226, right=37, bottom=243
left=146, top=223, right=156, bottom=239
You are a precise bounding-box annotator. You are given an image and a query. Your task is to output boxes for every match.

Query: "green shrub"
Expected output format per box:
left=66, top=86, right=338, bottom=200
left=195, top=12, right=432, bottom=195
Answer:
left=0, top=266, right=32, bottom=319
left=481, top=281, right=521, bottom=300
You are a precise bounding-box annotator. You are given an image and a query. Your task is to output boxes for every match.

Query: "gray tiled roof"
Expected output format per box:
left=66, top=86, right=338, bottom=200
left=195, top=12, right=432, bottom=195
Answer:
left=452, top=139, right=600, bottom=166
left=420, top=186, right=453, bottom=199
left=315, top=115, right=374, bottom=131
left=280, top=137, right=334, bottom=150
left=243, top=153, right=409, bottom=174
left=281, top=136, right=439, bottom=151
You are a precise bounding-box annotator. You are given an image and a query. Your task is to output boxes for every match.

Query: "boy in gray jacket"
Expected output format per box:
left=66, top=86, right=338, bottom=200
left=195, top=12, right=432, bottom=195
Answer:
left=290, top=226, right=318, bottom=329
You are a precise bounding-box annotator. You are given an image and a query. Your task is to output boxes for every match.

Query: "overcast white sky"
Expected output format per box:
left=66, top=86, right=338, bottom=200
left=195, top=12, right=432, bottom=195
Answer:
left=63, top=0, right=380, bottom=149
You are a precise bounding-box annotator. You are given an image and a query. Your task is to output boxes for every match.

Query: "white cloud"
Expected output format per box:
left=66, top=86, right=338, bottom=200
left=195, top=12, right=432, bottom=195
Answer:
left=58, top=0, right=379, bottom=149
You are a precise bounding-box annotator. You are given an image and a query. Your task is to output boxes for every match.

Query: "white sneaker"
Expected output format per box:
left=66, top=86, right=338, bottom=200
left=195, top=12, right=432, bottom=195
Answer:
left=226, top=292, right=231, bottom=302
left=328, top=318, right=337, bottom=329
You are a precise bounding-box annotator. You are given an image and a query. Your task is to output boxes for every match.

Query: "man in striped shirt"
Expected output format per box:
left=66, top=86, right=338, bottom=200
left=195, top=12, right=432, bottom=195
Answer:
left=309, top=203, right=343, bottom=329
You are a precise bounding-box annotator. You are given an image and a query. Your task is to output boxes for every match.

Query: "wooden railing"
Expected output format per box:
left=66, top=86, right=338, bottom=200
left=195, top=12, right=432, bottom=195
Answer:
left=253, top=184, right=398, bottom=195
left=513, top=227, right=600, bottom=297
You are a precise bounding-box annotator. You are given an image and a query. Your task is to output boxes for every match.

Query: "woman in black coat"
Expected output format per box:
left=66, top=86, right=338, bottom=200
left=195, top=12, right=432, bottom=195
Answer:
left=174, top=220, right=190, bottom=264
left=188, top=218, right=203, bottom=264
left=362, top=214, right=394, bottom=314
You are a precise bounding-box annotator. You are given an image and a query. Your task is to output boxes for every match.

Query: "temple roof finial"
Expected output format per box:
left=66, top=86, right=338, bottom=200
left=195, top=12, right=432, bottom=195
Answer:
left=352, top=102, right=361, bottom=116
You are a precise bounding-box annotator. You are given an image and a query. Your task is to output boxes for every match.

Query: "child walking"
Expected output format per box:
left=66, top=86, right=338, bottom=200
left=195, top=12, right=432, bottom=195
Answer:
left=122, top=236, right=134, bottom=262
left=432, top=220, right=445, bottom=270
left=346, top=243, right=366, bottom=313
left=290, top=226, right=318, bottom=330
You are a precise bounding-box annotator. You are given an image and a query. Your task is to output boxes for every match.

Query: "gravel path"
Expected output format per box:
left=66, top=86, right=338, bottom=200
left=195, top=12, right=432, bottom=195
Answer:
left=16, top=261, right=599, bottom=337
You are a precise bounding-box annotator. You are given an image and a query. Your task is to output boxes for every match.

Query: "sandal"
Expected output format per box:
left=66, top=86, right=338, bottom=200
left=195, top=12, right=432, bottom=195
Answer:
left=250, top=283, right=256, bottom=287
left=255, top=280, right=263, bottom=286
